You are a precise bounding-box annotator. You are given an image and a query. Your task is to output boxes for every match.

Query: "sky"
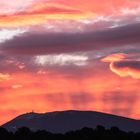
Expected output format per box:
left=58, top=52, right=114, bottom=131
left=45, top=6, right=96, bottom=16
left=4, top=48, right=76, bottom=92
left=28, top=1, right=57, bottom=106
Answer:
left=0, top=0, right=140, bottom=124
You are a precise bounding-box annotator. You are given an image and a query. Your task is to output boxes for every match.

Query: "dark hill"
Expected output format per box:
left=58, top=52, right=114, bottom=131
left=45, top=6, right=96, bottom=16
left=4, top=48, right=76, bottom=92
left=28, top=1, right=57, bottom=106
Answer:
left=2, top=110, right=140, bottom=133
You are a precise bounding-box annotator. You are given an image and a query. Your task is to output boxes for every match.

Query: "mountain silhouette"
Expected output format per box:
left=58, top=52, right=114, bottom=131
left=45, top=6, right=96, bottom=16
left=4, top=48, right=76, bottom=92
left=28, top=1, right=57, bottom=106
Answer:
left=2, top=110, right=140, bottom=133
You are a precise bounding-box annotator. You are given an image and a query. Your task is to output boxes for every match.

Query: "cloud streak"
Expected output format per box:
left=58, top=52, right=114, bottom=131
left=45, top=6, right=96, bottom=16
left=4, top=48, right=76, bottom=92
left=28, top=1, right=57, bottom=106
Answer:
left=1, top=23, right=140, bottom=55
left=0, top=3, right=94, bottom=27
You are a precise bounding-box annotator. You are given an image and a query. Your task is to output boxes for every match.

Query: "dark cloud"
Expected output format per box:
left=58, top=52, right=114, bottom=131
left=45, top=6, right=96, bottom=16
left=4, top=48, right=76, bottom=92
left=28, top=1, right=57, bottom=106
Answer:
left=44, top=62, right=103, bottom=79
left=0, top=52, right=101, bottom=78
left=113, top=61, right=140, bottom=70
left=1, top=23, right=140, bottom=55
left=0, top=54, right=38, bottom=73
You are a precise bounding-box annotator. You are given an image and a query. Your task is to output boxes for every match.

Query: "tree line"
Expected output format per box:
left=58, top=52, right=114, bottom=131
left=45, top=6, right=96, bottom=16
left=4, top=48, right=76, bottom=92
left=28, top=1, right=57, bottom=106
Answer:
left=0, top=125, right=140, bottom=140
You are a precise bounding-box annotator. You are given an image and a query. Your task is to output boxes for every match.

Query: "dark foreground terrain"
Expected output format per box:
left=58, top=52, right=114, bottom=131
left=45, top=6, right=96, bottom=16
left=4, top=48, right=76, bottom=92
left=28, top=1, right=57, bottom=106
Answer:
left=0, top=126, right=140, bottom=140
left=3, top=110, right=140, bottom=133
left=2, top=110, right=140, bottom=140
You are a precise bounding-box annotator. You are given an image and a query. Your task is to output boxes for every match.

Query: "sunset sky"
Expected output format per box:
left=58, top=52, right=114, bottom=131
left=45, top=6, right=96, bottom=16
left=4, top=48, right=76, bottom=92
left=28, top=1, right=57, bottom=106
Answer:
left=0, top=0, right=140, bottom=125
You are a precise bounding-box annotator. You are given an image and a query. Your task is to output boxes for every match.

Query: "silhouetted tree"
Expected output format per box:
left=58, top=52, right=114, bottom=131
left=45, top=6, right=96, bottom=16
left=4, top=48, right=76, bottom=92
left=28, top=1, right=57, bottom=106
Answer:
left=0, top=125, right=140, bottom=140
left=0, top=127, right=12, bottom=139
left=15, top=127, right=32, bottom=140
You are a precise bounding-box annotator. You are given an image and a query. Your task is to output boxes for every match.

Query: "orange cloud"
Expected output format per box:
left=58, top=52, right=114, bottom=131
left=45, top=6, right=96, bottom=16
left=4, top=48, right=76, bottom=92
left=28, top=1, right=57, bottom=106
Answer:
left=0, top=73, right=11, bottom=81
left=102, top=53, right=140, bottom=79
left=52, top=0, right=140, bottom=15
left=102, top=53, right=127, bottom=62
left=110, top=61, right=140, bottom=79
left=0, top=3, right=94, bottom=27
left=0, top=0, right=139, bottom=27
left=12, top=84, right=23, bottom=89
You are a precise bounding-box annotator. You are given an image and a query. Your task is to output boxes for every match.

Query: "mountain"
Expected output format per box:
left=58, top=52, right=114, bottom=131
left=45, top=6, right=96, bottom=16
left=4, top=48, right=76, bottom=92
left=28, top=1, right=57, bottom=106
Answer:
left=2, top=110, right=140, bottom=133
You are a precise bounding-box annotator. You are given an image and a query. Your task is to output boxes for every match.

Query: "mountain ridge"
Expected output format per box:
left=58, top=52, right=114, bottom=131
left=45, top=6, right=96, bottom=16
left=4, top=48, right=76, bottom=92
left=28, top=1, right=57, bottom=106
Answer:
left=2, top=110, right=140, bottom=133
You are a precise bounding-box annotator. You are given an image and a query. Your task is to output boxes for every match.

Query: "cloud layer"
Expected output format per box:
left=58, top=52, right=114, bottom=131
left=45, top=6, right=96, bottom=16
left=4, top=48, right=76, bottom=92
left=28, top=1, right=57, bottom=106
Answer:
left=1, top=23, right=140, bottom=55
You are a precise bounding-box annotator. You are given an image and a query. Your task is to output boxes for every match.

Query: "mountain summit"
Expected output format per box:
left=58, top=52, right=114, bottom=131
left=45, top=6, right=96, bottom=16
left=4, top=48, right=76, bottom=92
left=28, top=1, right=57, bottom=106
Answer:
left=2, top=110, right=140, bottom=133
